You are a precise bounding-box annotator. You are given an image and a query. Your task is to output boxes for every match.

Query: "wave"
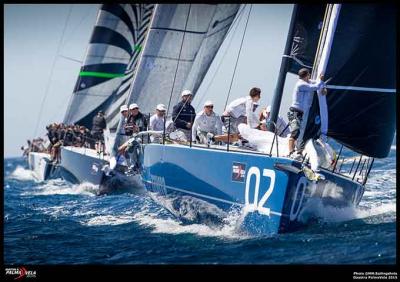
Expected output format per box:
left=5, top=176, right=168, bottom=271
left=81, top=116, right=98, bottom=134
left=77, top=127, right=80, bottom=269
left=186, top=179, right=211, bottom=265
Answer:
left=299, top=198, right=396, bottom=224
left=132, top=209, right=249, bottom=240
left=23, top=180, right=99, bottom=196
left=83, top=215, right=136, bottom=226
left=7, top=166, right=38, bottom=182
left=131, top=194, right=249, bottom=240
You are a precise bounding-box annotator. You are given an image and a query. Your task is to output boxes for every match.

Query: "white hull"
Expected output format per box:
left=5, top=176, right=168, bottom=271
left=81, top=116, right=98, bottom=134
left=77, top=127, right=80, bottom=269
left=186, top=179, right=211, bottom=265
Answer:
left=28, top=152, right=52, bottom=181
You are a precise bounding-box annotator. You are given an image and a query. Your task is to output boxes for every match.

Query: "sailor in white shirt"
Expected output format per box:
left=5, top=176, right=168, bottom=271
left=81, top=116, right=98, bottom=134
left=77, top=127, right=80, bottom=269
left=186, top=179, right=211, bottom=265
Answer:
left=223, top=87, right=261, bottom=134
left=149, top=104, right=166, bottom=143
left=288, top=68, right=326, bottom=157
left=192, top=100, right=223, bottom=144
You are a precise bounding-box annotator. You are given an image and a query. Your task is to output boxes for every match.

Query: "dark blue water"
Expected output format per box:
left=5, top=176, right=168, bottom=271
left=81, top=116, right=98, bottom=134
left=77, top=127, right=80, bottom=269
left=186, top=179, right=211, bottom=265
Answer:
left=4, top=145, right=396, bottom=264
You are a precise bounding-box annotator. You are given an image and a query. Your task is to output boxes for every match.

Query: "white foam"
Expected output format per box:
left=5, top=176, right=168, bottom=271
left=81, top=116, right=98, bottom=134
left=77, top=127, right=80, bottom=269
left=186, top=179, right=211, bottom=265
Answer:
left=132, top=207, right=249, bottom=240
left=390, top=145, right=396, bottom=150
left=35, top=205, right=68, bottom=217
left=24, top=180, right=98, bottom=196
left=8, top=166, right=37, bottom=182
left=299, top=199, right=396, bottom=224
left=83, top=215, right=135, bottom=226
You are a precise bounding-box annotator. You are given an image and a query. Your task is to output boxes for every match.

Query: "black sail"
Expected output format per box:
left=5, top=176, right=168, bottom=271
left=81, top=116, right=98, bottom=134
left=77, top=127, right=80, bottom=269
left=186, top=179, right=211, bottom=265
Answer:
left=287, top=4, right=326, bottom=75
left=303, top=4, right=396, bottom=158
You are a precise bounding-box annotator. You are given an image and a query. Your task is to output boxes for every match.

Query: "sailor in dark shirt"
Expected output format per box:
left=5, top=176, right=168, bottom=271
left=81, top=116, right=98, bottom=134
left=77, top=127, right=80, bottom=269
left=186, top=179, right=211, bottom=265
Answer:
left=63, top=127, right=75, bottom=146
left=46, top=123, right=58, bottom=146
left=125, top=103, right=148, bottom=136
left=172, top=89, right=196, bottom=140
left=91, top=110, right=107, bottom=153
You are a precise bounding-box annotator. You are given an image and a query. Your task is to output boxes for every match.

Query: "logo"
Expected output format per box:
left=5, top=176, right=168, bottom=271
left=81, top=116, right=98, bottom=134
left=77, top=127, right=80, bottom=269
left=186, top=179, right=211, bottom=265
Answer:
left=91, top=162, right=100, bottom=175
left=5, top=267, right=36, bottom=280
left=232, top=162, right=246, bottom=182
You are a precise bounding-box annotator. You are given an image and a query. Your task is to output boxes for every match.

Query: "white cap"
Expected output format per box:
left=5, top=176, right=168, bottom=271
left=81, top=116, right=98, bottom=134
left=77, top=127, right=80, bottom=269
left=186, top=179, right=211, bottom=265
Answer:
left=156, top=104, right=166, bottom=111
left=181, top=89, right=192, bottom=97
left=120, top=105, right=128, bottom=112
left=204, top=100, right=213, bottom=107
left=266, top=105, right=271, bottom=112
left=129, top=103, right=139, bottom=109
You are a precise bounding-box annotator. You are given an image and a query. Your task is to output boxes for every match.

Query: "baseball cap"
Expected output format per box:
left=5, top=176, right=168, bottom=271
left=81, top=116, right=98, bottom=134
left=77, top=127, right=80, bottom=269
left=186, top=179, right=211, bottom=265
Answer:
left=204, top=100, right=213, bottom=107
left=181, top=89, right=192, bottom=97
left=129, top=103, right=139, bottom=110
left=120, top=105, right=128, bottom=112
left=156, top=104, right=166, bottom=111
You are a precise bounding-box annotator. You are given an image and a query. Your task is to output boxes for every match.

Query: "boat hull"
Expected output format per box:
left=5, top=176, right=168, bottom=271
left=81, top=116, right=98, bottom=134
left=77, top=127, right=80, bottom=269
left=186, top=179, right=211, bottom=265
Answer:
left=142, top=143, right=364, bottom=235
left=28, top=152, right=57, bottom=181
left=59, top=147, right=107, bottom=185
left=59, top=147, right=145, bottom=195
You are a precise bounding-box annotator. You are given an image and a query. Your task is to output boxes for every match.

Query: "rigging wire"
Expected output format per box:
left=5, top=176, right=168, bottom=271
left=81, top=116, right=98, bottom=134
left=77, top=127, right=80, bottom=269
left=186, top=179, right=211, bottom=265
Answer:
left=61, top=4, right=94, bottom=48
left=223, top=4, right=253, bottom=110
left=165, top=4, right=192, bottom=115
left=194, top=4, right=246, bottom=109
left=33, top=4, right=73, bottom=138
left=58, top=54, right=83, bottom=64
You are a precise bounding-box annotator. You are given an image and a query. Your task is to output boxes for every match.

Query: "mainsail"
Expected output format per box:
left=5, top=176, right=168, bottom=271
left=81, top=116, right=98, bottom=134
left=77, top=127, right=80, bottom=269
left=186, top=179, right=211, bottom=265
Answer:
left=124, top=4, right=240, bottom=115
left=302, top=4, right=396, bottom=158
left=63, top=4, right=154, bottom=129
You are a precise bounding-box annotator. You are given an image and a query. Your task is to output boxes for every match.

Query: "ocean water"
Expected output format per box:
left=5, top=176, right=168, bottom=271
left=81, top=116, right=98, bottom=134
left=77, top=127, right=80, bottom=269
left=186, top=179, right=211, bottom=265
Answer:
left=4, top=145, right=396, bottom=265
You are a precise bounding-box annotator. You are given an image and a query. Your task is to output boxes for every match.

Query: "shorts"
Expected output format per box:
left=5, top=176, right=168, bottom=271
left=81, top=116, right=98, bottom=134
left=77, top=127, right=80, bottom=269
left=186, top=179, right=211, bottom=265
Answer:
left=92, top=131, right=104, bottom=143
left=223, top=115, right=246, bottom=134
left=287, top=107, right=303, bottom=140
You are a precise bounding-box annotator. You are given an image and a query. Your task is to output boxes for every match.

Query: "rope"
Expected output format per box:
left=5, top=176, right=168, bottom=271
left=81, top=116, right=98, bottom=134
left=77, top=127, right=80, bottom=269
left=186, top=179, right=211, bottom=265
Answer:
left=223, top=4, right=253, bottom=110
left=33, top=5, right=73, bottom=138
left=194, top=4, right=246, bottom=110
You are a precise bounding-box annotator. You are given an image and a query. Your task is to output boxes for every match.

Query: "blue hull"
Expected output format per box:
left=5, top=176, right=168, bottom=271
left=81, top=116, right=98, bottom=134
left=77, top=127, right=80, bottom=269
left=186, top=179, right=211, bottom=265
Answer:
left=59, top=147, right=145, bottom=195
left=142, top=143, right=364, bottom=235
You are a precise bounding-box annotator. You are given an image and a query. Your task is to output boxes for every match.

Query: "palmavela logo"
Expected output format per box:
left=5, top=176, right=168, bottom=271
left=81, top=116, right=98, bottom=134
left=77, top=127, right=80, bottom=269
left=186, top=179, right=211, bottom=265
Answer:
left=5, top=267, right=36, bottom=280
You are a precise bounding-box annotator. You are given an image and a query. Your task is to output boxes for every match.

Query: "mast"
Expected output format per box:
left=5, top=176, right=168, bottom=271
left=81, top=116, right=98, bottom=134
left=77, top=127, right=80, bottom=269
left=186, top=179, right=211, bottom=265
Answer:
left=269, top=4, right=298, bottom=128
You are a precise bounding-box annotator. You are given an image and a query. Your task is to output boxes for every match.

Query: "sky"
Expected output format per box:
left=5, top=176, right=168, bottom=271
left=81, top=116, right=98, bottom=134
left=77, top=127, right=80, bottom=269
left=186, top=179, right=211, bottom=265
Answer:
left=4, top=4, right=298, bottom=158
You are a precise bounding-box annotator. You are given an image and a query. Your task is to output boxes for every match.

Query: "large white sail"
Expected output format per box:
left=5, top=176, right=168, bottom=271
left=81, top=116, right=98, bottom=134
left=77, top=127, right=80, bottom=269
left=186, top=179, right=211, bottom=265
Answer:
left=124, top=4, right=240, bottom=115
left=63, top=4, right=154, bottom=129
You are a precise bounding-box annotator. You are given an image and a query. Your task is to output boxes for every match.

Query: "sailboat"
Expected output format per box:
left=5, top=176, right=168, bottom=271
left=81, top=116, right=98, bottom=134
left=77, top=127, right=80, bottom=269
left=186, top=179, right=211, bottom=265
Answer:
left=28, top=4, right=155, bottom=190
left=28, top=4, right=241, bottom=194
left=29, top=4, right=395, bottom=235
left=134, top=4, right=395, bottom=234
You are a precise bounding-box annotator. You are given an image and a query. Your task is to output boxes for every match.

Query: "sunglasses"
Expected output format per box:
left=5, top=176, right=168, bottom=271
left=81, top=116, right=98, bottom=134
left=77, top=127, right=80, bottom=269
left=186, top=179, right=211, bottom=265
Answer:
left=205, top=105, right=214, bottom=108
